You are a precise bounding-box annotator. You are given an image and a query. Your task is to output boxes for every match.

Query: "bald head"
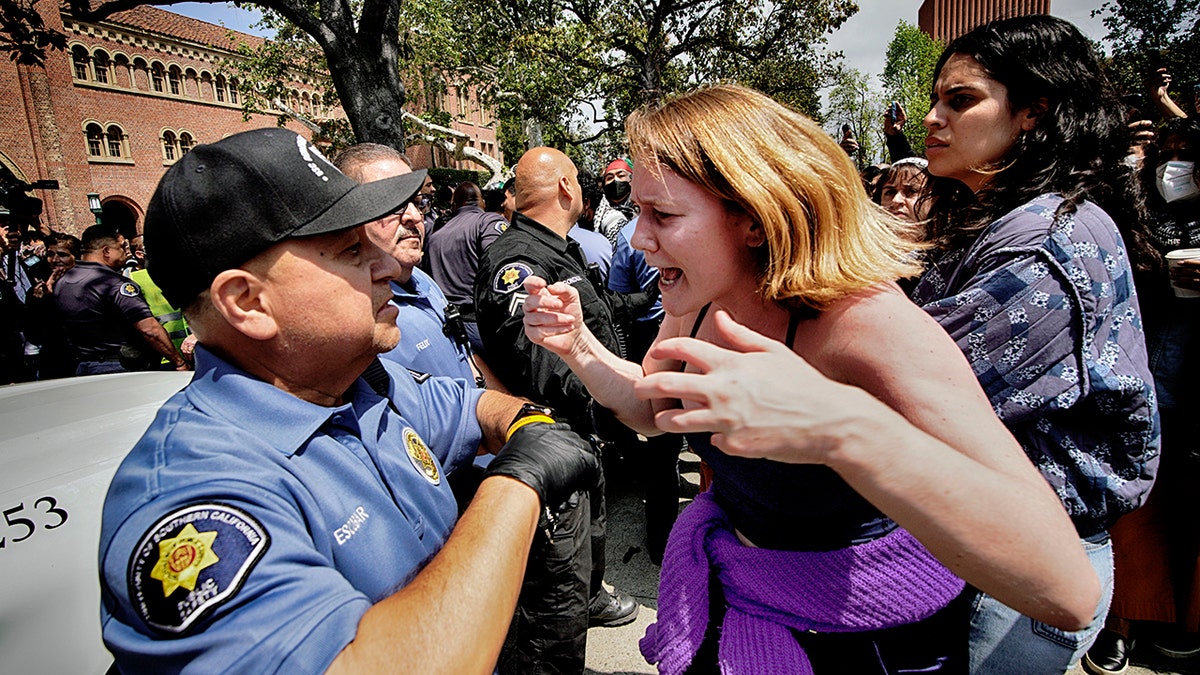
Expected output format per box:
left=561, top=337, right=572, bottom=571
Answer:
left=513, top=147, right=583, bottom=237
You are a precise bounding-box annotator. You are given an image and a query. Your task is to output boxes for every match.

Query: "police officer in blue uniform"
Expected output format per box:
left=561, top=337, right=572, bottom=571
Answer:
left=331, top=143, right=482, bottom=384
left=98, top=129, right=599, bottom=674
left=333, top=143, right=503, bottom=512
left=54, top=224, right=186, bottom=374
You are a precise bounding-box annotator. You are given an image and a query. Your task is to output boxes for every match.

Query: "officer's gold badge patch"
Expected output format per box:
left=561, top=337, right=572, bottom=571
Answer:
left=403, top=427, right=441, bottom=485
left=129, top=503, right=269, bottom=634
left=150, top=523, right=220, bottom=596
left=493, top=262, right=533, bottom=294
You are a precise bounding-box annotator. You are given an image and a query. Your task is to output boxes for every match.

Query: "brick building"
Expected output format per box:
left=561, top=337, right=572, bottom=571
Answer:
left=918, top=0, right=1051, bottom=43
left=0, top=5, right=502, bottom=237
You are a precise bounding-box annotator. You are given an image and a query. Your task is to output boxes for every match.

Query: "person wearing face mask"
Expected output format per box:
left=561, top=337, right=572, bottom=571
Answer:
left=594, top=158, right=637, bottom=244
left=1084, top=117, right=1200, bottom=674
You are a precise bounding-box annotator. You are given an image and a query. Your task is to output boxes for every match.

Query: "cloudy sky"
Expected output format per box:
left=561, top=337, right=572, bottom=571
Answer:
left=826, top=0, right=1110, bottom=87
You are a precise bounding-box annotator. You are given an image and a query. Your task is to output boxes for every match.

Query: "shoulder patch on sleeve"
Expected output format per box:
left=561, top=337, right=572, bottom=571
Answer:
left=407, top=369, right=431, bottom=383
left=508, top=292, right=529, bottom=317
left=494, top=221, right=508, bottom=235
left=119, top=281, right=141, bottom=298
left=492, top=262, right=533, bottom=294
left=127, top=503, right=270, bottom=635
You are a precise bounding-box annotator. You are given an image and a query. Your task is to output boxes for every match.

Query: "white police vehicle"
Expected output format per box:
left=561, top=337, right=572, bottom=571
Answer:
left=0, top=371, right=191, bottom=674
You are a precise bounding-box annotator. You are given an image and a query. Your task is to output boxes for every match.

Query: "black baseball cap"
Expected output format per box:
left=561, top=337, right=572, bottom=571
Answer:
left=144, top=128, right=426, bottom=308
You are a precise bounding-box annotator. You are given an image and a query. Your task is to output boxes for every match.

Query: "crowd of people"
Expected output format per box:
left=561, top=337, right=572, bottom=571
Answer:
left=0, top=12, right=1196, bottom=675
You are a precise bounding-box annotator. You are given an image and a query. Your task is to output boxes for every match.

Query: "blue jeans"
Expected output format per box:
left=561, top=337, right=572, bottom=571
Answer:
left=76, top=359, right=128, bottom=376
left=968, top=534, right=1113, bottom=674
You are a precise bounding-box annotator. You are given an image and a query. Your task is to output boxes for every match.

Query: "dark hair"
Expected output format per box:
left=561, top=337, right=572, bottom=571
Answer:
left=482, top=188, right=506, bottom=213
left=21, top=230, right=46, bottom=246
left=924, top=15, right=1157, bottom=272
left=578, top=172, right=602, bottom=213
left=451, top=182, right=483, bottom=211
left=80, top=224, right=121, bottom=254
left=47, top=232, right=81, bottom=257
left=873, top=162, right=929, bottom=205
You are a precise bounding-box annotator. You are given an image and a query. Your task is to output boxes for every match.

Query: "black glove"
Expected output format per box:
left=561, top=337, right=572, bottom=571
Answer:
left=608, top=286, right=660, bottom=325
left=485, top=422, right=599, bottom=509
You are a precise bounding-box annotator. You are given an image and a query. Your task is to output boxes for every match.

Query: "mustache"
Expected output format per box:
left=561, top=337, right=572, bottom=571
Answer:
left=396, top=223, right=422, bottom=242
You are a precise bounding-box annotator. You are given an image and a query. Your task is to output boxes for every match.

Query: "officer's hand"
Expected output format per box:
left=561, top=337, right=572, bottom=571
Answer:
left=485, top=422, right=599, bottom=509
left=523, top=276, right=589, bottom=357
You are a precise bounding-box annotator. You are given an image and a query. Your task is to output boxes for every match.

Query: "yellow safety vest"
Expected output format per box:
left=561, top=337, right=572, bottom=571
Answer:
left=131, top=269, right=190, bottom=364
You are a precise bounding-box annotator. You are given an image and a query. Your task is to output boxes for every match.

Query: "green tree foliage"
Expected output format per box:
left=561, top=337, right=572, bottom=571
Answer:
left=824, top=65, right=884, bottom=166
left=1093, top=0, right=1199, bottom=104
left=438, top=0, right=859, bottom=150
left=2, top=0, right=857, bottom=155
left=0, top=0, right=66, bottom=65
left=880, top=20, right=942, bottom=155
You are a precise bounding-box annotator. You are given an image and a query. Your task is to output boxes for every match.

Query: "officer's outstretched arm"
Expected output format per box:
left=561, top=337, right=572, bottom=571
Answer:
left=326, top=423, right=597, bottom=675
left=473, top=390, right=526, bottom=455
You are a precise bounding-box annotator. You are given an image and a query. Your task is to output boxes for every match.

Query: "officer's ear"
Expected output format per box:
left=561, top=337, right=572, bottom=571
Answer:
left=208, top=268, right=278, bottom=341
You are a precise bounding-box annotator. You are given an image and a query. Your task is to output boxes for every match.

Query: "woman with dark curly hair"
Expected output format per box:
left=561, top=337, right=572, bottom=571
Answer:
left=909, top=15, right=1160, bottom=675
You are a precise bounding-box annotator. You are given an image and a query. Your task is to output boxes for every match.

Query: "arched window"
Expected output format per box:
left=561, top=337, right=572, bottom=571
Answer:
left=72, top=46, right=90, bottom=80
left=114, top=54, right=130, bottom=87
left=93, top=50, right=110, bottom=84
left=85, top=123, right=104, bottom=157
left=168, top=65, right=182, bottom=95
left=151, top=63, right=165, bottom=92
left=228, top=78, right=239, bottom=104
left=215, top=74, right=226, bottom=102
left=179, top=132, right=194, bottom=155
left=162, top=130, right=177, bottom=161
left=456, top=86, right=468, bottom=117
left=106, top=125, right=124, bottom=158
left=184, top=68, right=198, bottom=97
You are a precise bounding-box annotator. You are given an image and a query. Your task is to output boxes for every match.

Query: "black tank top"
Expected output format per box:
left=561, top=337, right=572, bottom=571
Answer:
left=684, top=303, right=896, bottom=551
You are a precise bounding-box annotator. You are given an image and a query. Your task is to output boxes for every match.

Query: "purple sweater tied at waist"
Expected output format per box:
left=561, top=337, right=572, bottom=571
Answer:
left=640, top=491, right=964, bottom=675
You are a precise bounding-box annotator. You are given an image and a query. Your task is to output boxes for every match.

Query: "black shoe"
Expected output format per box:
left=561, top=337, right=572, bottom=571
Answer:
left=1150, top=630, right=1200, bottom=659
left=588, top=587, right=639, bottom=628
left=1083, top=630, right=1133, bottom=675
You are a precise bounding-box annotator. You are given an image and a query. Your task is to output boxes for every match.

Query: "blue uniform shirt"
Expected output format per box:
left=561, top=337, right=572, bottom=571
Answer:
left=99, top=345, right=484, bottom=673
left=568, top=225, right=612, bottom=282
left=608, top=218, right=663, bottom=322
left=382, top=268, right=474, bottom=381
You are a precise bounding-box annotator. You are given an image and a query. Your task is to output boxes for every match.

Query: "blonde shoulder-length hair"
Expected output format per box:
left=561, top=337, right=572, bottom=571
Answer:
left=625, top=84, right=925, bottom=310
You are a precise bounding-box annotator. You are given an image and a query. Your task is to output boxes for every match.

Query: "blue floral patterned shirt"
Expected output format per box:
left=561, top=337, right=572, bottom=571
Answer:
left=910, top=194, right=1159, bottom=536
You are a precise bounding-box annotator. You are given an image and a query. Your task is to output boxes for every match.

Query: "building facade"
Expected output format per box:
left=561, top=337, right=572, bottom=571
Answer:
left=0, top=5, right=502, bottom=237
left=918, top=0, right=1051, bottom=43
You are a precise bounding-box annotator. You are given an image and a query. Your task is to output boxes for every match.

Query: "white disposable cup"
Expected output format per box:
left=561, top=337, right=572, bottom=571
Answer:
left=1166, top=248, right=1200, bottom=298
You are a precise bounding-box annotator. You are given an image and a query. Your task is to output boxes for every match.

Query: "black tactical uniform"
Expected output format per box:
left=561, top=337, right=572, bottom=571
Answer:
left=476, top=212, right=623, bottom=425
left=475, top=212, right=626, bottom=673
left=54, top=261, right=153, bottom=375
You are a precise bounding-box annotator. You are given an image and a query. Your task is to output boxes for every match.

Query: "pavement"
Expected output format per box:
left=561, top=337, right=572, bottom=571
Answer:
left=582, top=451, right=1199, bottom=675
